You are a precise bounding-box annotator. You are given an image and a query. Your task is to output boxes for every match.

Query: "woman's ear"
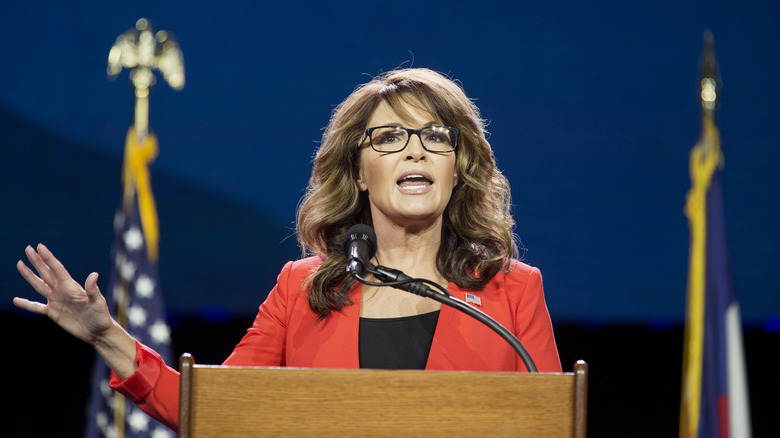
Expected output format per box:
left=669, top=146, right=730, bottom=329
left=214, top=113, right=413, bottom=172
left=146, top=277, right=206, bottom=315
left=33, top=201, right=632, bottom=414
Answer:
left=356, top=166, right=368, bottom=191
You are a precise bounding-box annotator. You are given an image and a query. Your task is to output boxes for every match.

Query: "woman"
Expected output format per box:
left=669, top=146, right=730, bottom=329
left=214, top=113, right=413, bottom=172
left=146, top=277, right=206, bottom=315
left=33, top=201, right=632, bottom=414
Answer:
left=14, top=68, right=560, bottom=431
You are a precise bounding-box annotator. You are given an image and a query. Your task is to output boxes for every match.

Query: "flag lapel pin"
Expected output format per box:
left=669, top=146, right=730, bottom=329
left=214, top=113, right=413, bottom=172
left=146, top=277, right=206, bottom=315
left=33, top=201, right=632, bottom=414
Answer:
left=465, top=293, right=482, bottom=306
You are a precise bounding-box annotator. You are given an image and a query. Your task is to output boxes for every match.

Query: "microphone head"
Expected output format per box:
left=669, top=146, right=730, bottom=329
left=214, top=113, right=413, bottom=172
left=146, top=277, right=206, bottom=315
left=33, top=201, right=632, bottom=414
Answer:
left=342, top=224, right=377, bottom=259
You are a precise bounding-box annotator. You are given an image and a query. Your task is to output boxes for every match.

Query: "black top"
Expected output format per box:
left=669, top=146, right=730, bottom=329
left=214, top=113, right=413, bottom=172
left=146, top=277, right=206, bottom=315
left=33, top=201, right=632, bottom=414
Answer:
left=359, top=310, right=440, bottom=369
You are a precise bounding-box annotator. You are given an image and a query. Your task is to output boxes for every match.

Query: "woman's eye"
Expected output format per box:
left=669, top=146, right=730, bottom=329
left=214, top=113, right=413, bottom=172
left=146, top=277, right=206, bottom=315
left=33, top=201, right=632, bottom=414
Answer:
left=425, top=132, right=447, bottom=143
left=376, top=130, right=404, bottom=144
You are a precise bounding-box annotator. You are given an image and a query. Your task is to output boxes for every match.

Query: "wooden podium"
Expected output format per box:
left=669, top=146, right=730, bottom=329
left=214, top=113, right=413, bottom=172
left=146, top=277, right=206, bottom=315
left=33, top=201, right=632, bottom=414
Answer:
left=179, top=354, right=588, bottom=437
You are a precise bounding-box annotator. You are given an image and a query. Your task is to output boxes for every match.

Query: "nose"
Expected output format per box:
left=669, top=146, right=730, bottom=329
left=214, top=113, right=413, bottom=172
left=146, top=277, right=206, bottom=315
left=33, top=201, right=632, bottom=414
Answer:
left=404, top=132, right=427, bottom=161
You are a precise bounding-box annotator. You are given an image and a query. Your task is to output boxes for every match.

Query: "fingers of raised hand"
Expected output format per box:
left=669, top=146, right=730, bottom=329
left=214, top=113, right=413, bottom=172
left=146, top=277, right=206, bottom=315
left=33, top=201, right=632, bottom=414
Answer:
left=17, top=259, right=52, bottom=297
left=12, top=297, right=48, bottom=315
left=83, top=272, right=102, bottom=300
left=23, top=245, right=58, bottom=288
left=36, top=243, right=73, bottom=283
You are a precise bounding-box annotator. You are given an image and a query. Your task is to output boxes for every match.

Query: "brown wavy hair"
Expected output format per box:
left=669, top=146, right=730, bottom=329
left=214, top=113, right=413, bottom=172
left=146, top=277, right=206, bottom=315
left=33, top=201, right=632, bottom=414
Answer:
left=296, top=68, right=518, bottom=319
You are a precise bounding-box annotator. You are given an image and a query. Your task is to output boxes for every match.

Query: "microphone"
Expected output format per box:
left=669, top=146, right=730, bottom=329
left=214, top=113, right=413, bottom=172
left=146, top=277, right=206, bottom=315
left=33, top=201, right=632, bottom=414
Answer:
left=342, top=224, right=377, bottom=276
left=341, top=225, right=435, bottom=296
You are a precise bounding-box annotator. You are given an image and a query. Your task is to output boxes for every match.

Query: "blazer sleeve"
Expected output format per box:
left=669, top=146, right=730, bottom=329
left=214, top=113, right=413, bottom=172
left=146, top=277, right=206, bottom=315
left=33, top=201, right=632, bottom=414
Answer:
left=509, top=262, right=562, bottom=372
left=108, top=341, right=181, bottom=430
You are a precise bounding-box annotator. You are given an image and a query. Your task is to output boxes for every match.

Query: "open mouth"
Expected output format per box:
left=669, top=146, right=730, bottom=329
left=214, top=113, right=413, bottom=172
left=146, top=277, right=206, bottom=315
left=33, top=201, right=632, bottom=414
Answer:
left=397, top=173, right=433, bottom=189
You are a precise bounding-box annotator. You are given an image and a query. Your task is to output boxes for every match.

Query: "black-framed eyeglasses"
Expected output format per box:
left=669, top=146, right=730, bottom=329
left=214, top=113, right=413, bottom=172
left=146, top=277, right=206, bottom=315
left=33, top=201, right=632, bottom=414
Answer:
left=363, top=125, right=459, bottom=153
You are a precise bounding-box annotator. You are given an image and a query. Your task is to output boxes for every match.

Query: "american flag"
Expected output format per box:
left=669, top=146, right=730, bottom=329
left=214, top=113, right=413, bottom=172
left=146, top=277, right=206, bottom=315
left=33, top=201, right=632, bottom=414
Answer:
left=84, top=191, right=175, bottom=438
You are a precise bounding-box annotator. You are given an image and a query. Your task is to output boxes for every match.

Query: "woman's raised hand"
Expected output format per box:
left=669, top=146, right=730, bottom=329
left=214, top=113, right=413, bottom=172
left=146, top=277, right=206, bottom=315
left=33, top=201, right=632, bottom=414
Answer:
left=14, top=244, right=139, bottom=378
left=14, top=244, right=115, bottom=346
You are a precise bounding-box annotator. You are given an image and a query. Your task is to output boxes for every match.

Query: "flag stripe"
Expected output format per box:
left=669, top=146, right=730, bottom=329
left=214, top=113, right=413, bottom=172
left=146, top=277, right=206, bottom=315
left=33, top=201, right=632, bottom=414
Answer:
left=725, top=304, right=751, bottom=437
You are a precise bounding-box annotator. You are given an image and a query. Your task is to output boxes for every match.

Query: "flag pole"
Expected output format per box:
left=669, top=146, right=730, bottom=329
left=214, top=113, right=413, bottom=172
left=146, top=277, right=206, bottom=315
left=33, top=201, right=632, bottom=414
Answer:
left=680, top=29, right=721, bottom=438
left=106, top=18, right=184, bottom=438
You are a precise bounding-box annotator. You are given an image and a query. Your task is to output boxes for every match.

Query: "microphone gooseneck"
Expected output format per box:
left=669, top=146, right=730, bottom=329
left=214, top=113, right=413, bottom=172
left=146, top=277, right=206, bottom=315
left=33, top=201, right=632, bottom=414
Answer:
left=341, top=224, right=538, bottom=373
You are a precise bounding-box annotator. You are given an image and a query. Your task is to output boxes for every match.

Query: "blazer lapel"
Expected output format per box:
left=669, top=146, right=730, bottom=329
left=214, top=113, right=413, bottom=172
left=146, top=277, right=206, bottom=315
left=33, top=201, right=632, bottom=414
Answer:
left=286, top=283, right=362, bottom=369
left=426, top=284, right=516, bottom=372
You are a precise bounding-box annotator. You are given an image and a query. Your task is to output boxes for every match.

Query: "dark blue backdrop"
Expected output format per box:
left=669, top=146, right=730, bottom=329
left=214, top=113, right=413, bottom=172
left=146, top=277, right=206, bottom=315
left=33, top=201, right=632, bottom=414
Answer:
left=3, top=1, right=779, bottom=327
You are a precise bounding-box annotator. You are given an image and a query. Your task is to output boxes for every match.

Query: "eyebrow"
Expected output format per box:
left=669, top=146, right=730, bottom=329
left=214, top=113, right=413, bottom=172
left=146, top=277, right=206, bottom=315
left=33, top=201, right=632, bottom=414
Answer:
left=373, top=121, right=442, bottom=128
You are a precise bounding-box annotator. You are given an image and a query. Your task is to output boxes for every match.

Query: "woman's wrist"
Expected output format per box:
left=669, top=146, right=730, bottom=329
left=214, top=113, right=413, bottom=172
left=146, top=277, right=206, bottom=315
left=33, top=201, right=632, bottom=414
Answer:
left=92, top=321, right=138, bottom=379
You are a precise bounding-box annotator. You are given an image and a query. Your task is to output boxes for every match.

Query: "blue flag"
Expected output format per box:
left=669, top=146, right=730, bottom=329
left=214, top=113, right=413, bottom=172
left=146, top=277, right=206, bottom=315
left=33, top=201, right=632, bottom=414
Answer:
left=85, top=129, right=174, bottom=438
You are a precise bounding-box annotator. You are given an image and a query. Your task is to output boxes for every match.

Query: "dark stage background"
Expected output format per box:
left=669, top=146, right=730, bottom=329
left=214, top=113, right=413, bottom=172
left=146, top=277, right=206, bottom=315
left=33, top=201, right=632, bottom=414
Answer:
left=3, top=1, right=779, bottom=436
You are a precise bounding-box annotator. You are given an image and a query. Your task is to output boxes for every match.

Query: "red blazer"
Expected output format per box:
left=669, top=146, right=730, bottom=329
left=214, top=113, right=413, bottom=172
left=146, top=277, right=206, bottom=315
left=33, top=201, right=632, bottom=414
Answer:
left=111, top=256, right=561, bottom=431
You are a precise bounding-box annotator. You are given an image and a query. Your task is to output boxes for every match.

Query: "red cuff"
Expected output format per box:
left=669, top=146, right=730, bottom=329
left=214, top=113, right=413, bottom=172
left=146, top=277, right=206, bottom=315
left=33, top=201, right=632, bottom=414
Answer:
left=108, top=340, right=163, bottom=403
